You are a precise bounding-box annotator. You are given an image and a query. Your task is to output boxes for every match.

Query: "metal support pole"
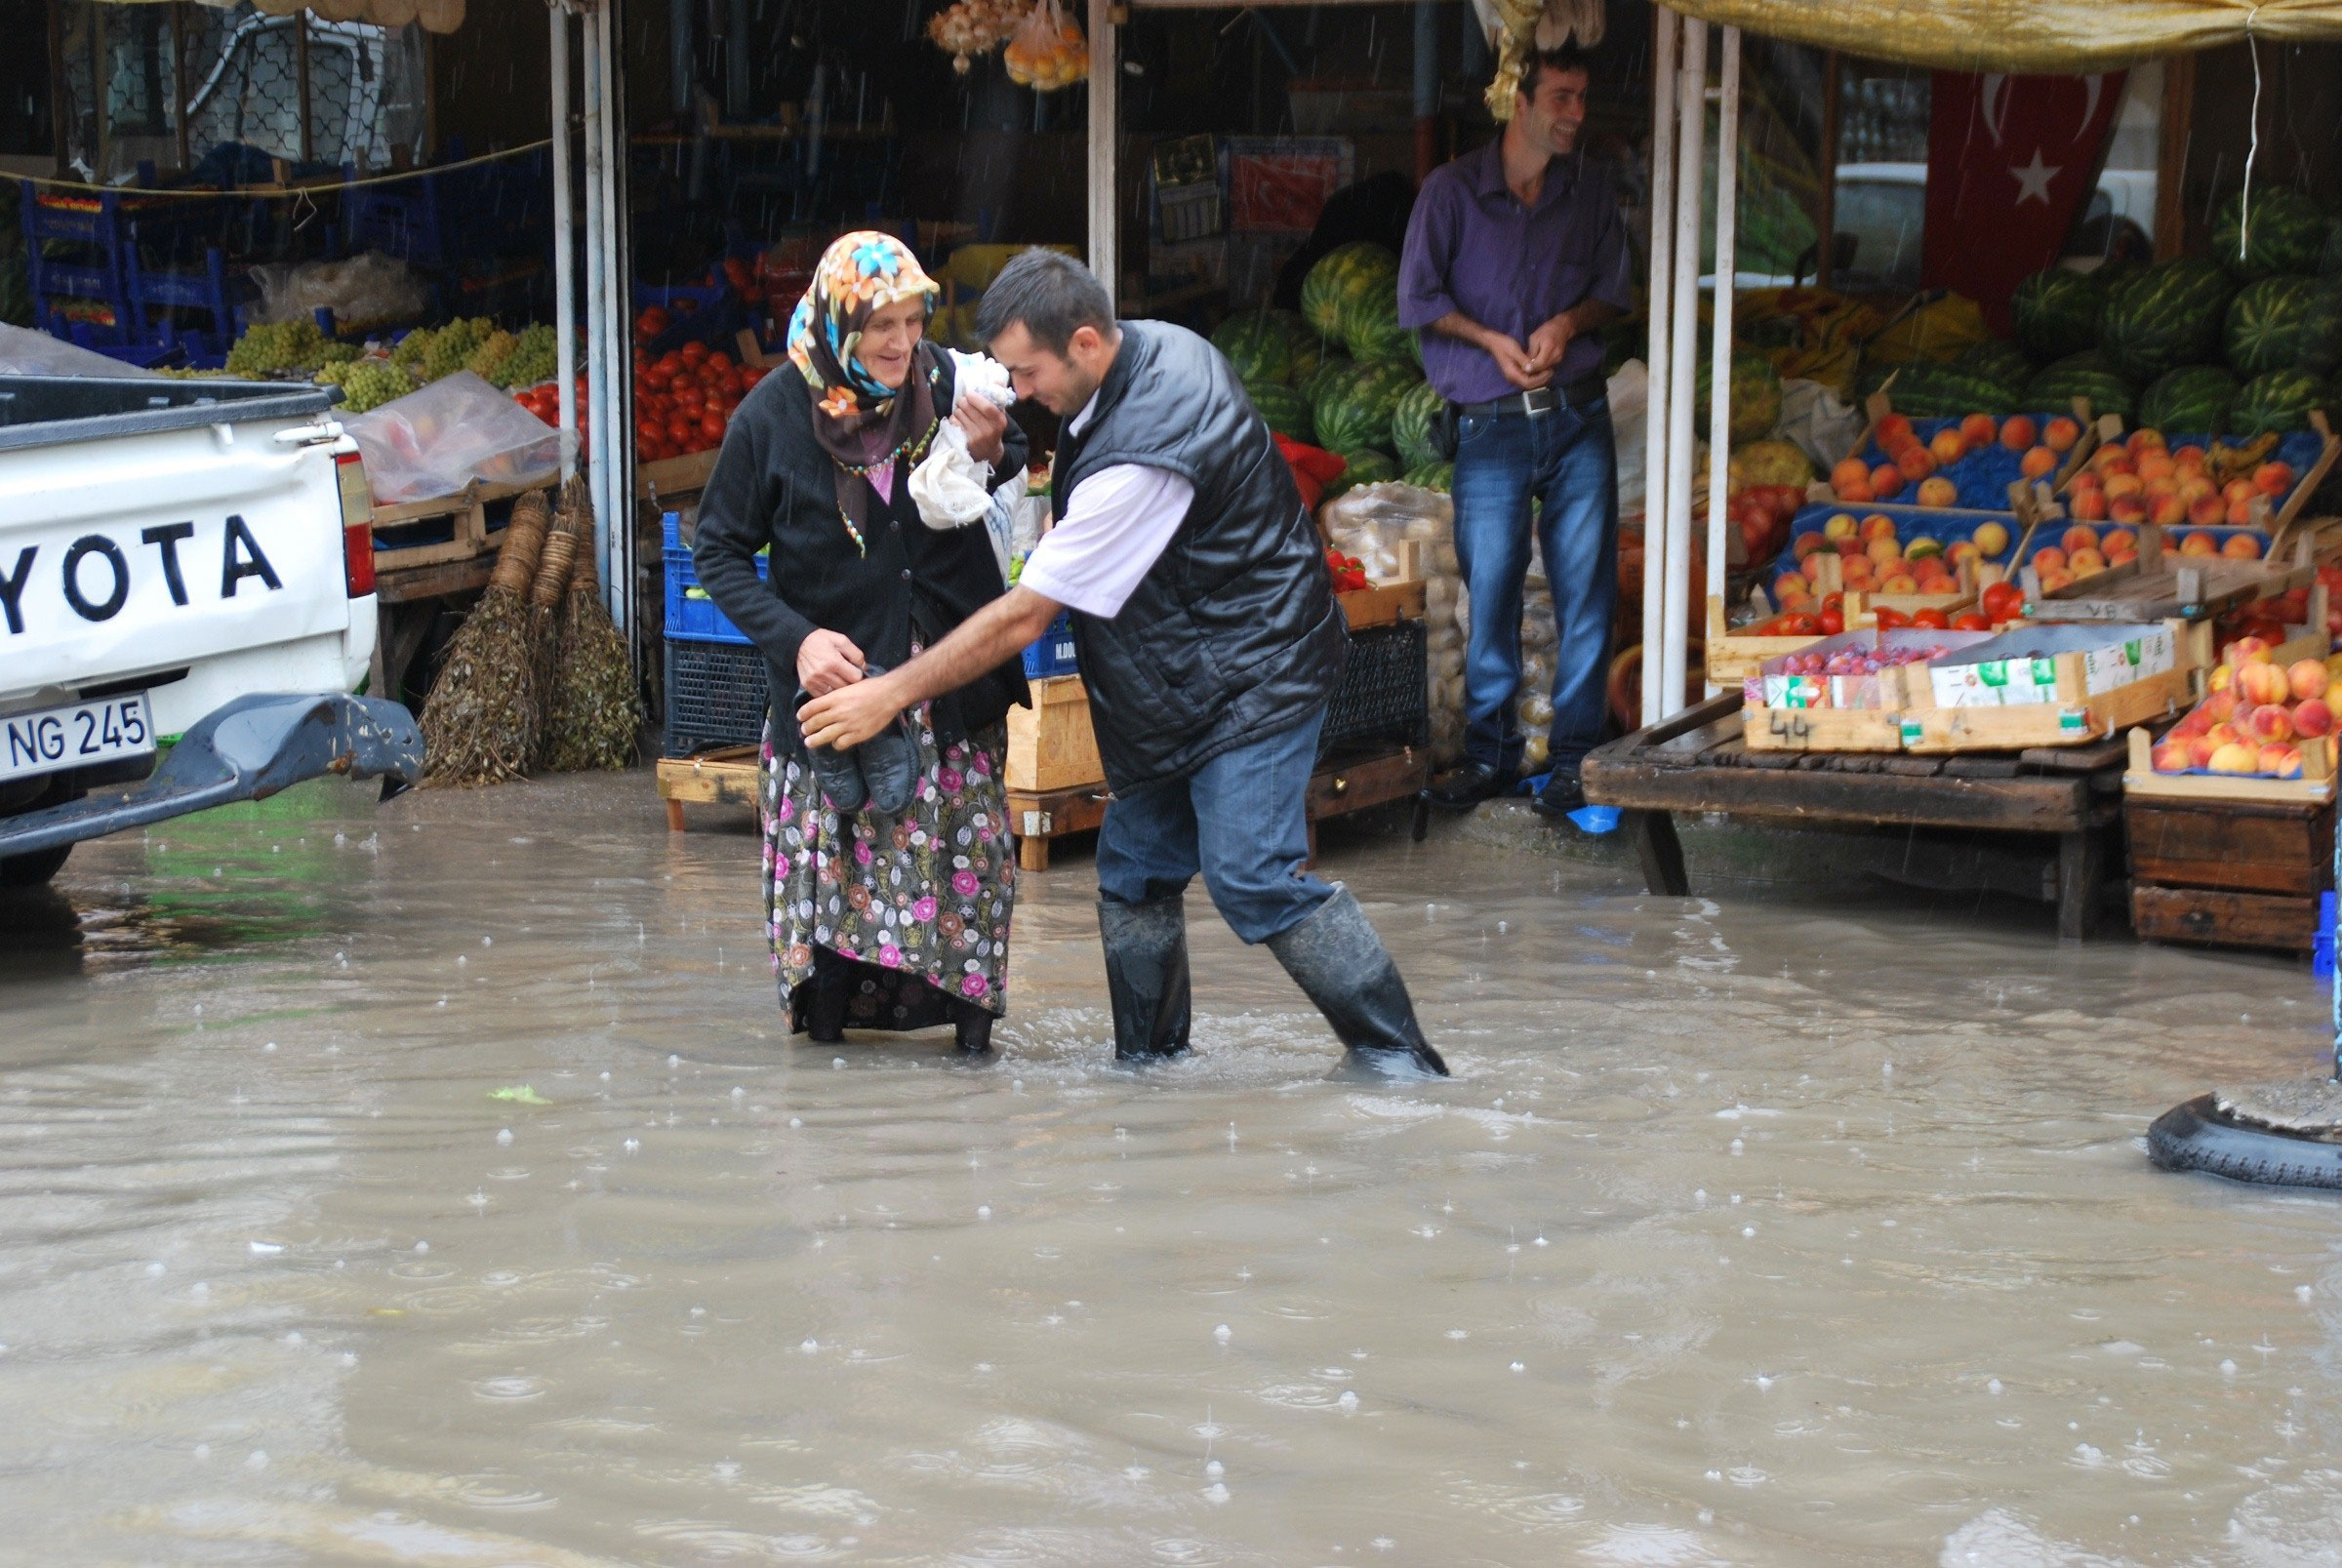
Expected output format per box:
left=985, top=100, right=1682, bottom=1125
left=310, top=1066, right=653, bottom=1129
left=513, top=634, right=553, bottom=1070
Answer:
left=171, top=1, right=189, bottom=172
left=295, top=13, right=311, bottom=164
left=1660, top=18, right=1707, bottom=721
left=594, top=0, right=631, bottom=637
left=1703, top=23, right=1742, bottom=683
left=1638, top=8, right=1677, bottom=727
left=552, top=4, right=577, bottom=482
left=1086, top=0, right=1117, bottom=300
left=582, top=1, right=610, bottom=597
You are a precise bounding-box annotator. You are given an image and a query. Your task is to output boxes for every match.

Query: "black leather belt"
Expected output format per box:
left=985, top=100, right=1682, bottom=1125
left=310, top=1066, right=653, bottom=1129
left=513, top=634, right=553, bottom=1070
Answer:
left=1457, top=374, right=1606, bottom=419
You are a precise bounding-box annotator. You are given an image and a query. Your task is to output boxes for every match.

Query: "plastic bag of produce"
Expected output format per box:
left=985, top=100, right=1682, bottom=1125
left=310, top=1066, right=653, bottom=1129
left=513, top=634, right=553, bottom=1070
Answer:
left=247, top=252, right=428, bottom=331
left=344, top=371, right=559, bottom=504
left=1320, top=481, right=1453, bottom=583
left=1003, top=0, right=1087, bottom=90
left=1776, top=377, right=1863, bottom=474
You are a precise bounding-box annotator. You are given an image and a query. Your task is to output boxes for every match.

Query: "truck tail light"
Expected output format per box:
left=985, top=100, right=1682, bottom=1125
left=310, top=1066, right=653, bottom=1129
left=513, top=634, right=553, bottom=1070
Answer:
left=337, top=451, right=376, bottom=598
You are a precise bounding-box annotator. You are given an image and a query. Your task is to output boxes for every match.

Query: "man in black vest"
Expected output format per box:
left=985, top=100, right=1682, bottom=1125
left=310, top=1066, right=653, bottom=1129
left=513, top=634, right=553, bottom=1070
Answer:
left=800, top=250, right=1447, bottom=1078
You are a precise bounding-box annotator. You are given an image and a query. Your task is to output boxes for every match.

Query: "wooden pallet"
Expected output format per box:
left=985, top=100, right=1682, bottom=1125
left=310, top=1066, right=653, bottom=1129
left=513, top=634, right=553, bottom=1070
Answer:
left=656, top=744, right=762, bottom=830
left=369, top=476, right=538, bottom=573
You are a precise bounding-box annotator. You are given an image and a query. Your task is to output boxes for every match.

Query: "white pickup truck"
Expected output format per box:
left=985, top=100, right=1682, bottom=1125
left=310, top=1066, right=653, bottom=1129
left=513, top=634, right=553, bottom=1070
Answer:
left=0, top=374, right=423, bottom=887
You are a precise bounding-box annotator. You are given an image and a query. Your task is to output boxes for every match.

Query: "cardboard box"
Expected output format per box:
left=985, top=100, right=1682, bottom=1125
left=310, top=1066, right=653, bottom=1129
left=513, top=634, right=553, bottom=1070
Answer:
left=1927, top=623, right=2176, bottom=709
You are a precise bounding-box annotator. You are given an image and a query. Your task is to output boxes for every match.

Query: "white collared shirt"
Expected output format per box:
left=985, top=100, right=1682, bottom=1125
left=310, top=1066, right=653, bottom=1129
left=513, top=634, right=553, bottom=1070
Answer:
left=1016, top=391, right=1195, bottom=619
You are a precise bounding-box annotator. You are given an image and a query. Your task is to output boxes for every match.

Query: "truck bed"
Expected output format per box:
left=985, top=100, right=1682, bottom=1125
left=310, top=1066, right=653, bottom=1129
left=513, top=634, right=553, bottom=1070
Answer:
left=0, top=375, right=337, bottom=454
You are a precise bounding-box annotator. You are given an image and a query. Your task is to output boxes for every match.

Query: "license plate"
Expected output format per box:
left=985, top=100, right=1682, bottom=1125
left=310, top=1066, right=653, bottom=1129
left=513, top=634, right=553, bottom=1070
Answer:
left=0, top=693, right=153, bottom=784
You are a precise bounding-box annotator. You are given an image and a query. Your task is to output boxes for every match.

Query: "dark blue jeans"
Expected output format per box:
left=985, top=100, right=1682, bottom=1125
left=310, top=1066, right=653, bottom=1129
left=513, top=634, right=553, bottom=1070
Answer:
left=1095, top=711, right=1332, bottom=945
left=1449, top=397, right=1619, bottom=775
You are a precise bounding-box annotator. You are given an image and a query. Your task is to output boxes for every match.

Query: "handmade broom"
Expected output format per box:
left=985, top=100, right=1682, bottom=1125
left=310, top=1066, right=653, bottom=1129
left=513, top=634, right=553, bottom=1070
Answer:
left=542, top=475, right=641, bottom=772
left=420, top=487, right=552, bottom=785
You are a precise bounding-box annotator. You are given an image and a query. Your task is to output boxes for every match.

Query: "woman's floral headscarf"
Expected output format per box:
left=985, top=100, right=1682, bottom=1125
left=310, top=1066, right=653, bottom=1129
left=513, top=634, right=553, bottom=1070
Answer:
left=786, top=231, right=943, bottom=553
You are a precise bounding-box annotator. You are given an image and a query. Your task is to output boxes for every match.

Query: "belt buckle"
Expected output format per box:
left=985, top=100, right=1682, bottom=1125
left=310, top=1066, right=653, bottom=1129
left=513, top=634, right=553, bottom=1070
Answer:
left=1522, top=387, right=1556, bottom=418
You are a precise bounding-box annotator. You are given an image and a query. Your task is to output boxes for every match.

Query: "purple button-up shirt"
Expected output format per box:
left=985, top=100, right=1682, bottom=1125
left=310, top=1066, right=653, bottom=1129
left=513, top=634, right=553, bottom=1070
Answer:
left=1398, top=140, right=1634, bottom=405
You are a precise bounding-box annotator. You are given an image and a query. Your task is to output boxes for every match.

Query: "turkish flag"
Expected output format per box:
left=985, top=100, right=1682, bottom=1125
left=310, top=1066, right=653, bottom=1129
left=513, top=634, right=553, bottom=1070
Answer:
left=1920, top=71, right=2128, bottom=334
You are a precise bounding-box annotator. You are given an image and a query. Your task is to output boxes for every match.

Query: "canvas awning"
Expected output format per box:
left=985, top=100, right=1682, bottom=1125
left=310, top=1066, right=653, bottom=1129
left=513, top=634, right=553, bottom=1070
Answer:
left=1657, top=0, right=2342, bottom=73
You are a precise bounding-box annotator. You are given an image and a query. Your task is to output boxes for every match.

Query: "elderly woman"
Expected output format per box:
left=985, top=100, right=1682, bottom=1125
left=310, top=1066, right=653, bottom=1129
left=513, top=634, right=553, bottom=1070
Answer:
left=693, top=233, right=1030, bottom=1054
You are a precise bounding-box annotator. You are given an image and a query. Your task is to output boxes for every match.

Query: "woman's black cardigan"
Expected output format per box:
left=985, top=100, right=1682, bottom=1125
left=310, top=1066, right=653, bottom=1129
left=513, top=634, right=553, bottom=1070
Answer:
left=691, top=352, right=1030, bottom=750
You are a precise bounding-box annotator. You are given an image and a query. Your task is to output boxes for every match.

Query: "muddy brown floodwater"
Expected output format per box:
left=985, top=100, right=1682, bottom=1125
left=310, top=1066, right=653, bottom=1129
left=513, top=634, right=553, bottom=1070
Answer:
left=4, top=773, right=2341, bottom=1565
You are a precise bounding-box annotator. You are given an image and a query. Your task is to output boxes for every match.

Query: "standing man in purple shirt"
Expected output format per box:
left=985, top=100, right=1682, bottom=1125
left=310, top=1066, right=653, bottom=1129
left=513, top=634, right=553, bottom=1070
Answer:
left=1400, top=42, right=1632, bottom=815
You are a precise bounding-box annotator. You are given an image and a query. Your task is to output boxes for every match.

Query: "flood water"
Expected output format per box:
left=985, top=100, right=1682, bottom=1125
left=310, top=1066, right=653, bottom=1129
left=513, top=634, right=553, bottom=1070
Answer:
left=4, top=773, right=2341, bottom=1565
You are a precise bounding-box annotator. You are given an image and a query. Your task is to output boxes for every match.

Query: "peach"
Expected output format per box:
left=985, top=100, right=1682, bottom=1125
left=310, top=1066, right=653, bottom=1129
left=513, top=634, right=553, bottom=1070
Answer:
left=1837, top=478, right=1876, bottom=505
left=1875, top=413, right=1914, bottom=450
left=2032, top=545, right=2068, bottom=573
left=2226, top=495, right=2257, bottom=526
left=2129, top=426, right=2168, bottom=451
left=2202, top=689, right=2239, bottom=725
left=2179, top=530, right=2219, bottom=557
left=2061, top=525, right=2099, bottom=553
left=1775, top=575, right=1813, bottom=604
left=2093, top=446, right=2135, bottom=476
left=1958, top=413, right=1998, bottom=449
left=2020, top=445, right=2059, bottom=480
left=2101, top=527, right=2136, bottom=555
left=1948, top=541, right=1982, bottom=567
left=2187, top=734, right=2221, bottom=769
left=2173, top=706, right=2213, bottom=738
left=1870, top=463, right=1906, bottom=499
left=1971, top=521, right=2009, bottom=556
left=2108, top=497, right=2149, bottom=527
left=2039, top=568, right=2076, bottom=593
left=2261, top=744, right=2305, bottom=780
left=2222, top=533, right=2264, bottom=560
left=1832, top=458, right=1871, bottom=493
left=1897, top=445, right=1937, bottom=482
left=1916, top=476, right=1958, bottom=508
left=2187, top=493, right=2228, bottom=527
left=2148, top=493, right=2188, bottom=528
left=2290, top=660, right=2330, bottom=702
left=2229, top=635, right=2277, bottom=666
left=2209, top=742, right=2261, bottom=775
left=1931, top=428, right=1969, bottom=464
left=2237, top=661, right=2290, bottom=706
left=1880, top=572, right=1920, bottom=594
left=2245, top=704, right=2296, bottom=744
left=2254, top=461, right=2296, bottom=497
left=2173, top=444, right=2209, bottom=472
left=1823, top=511, right=1860, bottom=540
left=1835, top=536, right=1866, bottom=557
left=1861, top=513, right=1899, bottom=542
left=2151, top=740, right=2193, bottom=772
left=2043, top=416, right=2081, bottom=452
left=2293, top=698, right=2334, bottom=738
left=2070, top=488, right=2109, bottom=521
left=2000, top=415, right=2038, bottom=451
left=1794, top=531, right=1827, bottom=560
left=2223, top=477, right=2259, bottom=506
left=2069, top=547, right=2109, bottom=575
left=2104, top=471, right=2145, bottom=501
left=1867, top=538, right=1906, bottom=566
left=2137, top=452, right=2176, bottom=483
left=1804, top=552, right=1836, bottom=583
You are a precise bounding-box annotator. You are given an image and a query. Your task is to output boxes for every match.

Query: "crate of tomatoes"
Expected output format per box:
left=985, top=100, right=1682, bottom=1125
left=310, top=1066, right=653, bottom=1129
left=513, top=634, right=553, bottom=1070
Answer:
left=633, top=342, right=771, bottom=464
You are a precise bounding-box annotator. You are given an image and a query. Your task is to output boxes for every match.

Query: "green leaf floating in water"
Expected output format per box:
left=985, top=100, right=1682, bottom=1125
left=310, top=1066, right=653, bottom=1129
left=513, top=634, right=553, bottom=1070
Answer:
left=488, top=1085, right=549, bottom=1105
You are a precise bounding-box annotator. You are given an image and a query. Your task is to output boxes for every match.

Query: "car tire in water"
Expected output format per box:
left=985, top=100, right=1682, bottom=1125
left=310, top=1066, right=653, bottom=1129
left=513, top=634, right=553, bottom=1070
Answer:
left=0, top=844, right=70, bottom=888
left=2147, top=1093, right=2342, bottom=1190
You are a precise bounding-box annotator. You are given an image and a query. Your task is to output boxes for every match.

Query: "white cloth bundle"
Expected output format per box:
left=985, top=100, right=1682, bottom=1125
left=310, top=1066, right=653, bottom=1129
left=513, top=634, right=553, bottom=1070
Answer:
left=910, top=350, right=1020, bottom=577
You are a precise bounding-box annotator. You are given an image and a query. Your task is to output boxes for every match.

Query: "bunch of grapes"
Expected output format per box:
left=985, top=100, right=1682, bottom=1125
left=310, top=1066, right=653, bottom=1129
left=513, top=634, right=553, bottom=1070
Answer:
left=391, top=325, right=434, bottom=369
left=315, top=357, right=414, bottom=415
left=494, top=323, right=558, bottom=388
left=321, top=340, right=360, bottom=365
left=422, top=317, right=494, bottom=382
left=465, top=329, right=518, bottom=382
left=224, top=318, right=331, bottom=377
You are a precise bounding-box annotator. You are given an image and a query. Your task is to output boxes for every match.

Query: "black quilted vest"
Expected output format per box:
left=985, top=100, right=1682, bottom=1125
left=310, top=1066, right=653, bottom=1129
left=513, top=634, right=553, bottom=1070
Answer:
left=1050, top=321, right=1349, bottom=792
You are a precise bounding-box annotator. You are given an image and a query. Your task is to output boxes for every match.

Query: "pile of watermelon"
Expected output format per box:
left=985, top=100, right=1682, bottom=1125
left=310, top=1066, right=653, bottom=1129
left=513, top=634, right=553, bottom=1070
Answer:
left=1970, top=184, right=2342, bottom=440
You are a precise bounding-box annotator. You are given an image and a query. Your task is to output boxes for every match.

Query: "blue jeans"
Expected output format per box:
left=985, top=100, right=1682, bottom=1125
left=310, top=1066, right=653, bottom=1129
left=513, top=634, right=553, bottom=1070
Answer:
left=1449, top=397, right=1620, bottom=774
left=1096, top=712, right=1332, bottom=945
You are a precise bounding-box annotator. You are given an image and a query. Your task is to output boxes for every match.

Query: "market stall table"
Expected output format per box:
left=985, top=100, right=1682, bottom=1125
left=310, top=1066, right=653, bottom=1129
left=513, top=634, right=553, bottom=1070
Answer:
left=1583, top=691, right=2129, bottom=939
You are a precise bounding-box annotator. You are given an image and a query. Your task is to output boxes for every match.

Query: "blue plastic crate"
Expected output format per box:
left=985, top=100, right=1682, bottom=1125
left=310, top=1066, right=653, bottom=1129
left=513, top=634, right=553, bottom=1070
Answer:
left=662, top=510, right=763, bottom=646
left=1022, top=611, right=1078, bottom=678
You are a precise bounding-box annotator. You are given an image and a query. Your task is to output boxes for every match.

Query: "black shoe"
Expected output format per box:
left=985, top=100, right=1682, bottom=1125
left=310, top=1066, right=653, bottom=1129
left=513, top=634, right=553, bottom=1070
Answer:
left=1529, top=768, right=1586, bottom=819
left=1264, top=886, right=1449, bottom=1077
left=856, top=662, right=919, bottom=816
left=794, top=687, right=868, bottom=814
left=1425, top=761, right=1514, bottom=810
left=1098, top=894, right=1192, bottom=1062
left=952, top=998, right=995, bottom=1055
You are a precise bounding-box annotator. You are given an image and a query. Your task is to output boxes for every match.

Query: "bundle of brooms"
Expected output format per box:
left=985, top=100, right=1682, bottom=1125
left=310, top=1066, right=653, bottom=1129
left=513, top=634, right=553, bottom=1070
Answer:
left=542, top=475, right=639, bottom=772
left=420, top=488, right=553, bottom=785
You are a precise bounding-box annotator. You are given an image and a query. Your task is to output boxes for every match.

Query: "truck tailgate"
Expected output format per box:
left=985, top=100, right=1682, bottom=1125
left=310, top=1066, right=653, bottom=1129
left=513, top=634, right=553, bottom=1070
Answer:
left=0, top=420, right=350, bottom=704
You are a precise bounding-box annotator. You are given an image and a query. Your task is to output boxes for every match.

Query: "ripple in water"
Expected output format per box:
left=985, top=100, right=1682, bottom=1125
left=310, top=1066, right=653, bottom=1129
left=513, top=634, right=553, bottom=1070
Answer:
left=635, top=1520, right=838, bottom=1559
left=470, top=1375, right=545, bottom=1401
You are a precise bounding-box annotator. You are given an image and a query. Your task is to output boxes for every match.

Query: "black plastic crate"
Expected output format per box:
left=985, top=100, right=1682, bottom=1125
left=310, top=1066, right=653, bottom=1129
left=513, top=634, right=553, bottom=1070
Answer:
left=1320, top=621, right=1428, bottom=757
left=664, top=637, right=771, bottom=757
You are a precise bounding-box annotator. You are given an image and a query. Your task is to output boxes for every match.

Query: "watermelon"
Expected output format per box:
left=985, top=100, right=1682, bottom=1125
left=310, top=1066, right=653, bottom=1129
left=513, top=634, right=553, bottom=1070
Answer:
left=1301, top=242, right=1398, bottom=343
left=2210, top=185, right=2328, bottom=280
left=1339, top=274, right=1417, bottom=365
left=1247, top=382, right=1315, bottom=445
left=2231, top=368, right=2326, bottom=438
left=2225, top=275, right=2321, bottom=375
left=1321, top=448, right=1397, bottom=502
left=1958, top=337, right=2034, bottom=390
left=2026, top=350, right=2137, bottom=423
left=2137, top=364, right=2239, bottom=434
left=1694, top=347, right=1783, bottom=445
left=1401, top=460, right=1453, bottom=493
left=2296, top=280, right=2342, bottom=376
left=1312, top=360, right=1416, bottom=454
left=1284, top=317, right=1323, bottom=383
left=1300, top=352, right=1351, bottom=405
left=1390, top=381, right=1444, bottom=469
left=1885, top=360, right=2022, bottom=418
left=2098, top=257, right=2232, bottom=382
left=2011, top=267, right=2106, bottom=363
left=1212, top=309, right=1300, bottom=385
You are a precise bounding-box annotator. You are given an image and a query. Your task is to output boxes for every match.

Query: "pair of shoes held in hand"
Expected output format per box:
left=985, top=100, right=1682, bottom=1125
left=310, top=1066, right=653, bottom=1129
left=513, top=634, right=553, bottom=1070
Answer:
left=794, top=662, right=916, bottom=815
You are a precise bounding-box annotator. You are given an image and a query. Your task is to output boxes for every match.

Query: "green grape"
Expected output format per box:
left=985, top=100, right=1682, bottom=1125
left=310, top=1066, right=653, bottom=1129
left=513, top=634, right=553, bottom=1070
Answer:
left=315, top=357, right=413, bottom=414
left=494, top=323, right=558, bottom=388
left=391, top=326, right=434, bottom=368
left=321, top=340, right=360, bottom=365
left=465, top=329, right=518, bottom=382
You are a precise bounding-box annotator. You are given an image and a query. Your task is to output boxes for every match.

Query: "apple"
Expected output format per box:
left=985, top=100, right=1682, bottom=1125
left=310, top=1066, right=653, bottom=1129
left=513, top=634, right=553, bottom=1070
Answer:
left=1916, top=476, right=1958, bottom=507
left=2209, top=742, right=2261, bottom=775
left=2290, top=660, right=2329, bottom=702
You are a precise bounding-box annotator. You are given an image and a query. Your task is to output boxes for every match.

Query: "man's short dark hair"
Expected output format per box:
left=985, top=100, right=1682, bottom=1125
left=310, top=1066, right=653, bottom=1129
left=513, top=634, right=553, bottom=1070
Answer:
left=975, top=249, right=1115, bottom=355
left=1518, top=42, right=1594, bottom=102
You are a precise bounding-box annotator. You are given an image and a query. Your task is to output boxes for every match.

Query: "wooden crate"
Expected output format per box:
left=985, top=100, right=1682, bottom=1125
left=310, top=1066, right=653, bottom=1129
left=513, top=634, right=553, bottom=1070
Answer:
left=369, top=476, right=538, bottom=573
left=1005, top=675, right=1103, bottom=792
left=2122, top=726, right=2338, bottom=804
left=1339, top=580, right=1427, bottom=630
left=636, top=448, right=720, bottom=503
left=2130, top=885, right=2322, bottom=952
left=1741, top=704, right=1906, bottom=752
left=2127, top=795, right=2333, bottom=898
left=1705, top=595, right=1826, bottom=683
left=1904, top=662, right=2193, bottom=752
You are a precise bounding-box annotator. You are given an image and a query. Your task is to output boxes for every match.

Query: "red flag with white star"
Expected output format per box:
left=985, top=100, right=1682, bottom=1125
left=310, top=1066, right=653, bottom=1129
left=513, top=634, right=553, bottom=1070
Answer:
left=1919, top=71, right=2129, bottom=334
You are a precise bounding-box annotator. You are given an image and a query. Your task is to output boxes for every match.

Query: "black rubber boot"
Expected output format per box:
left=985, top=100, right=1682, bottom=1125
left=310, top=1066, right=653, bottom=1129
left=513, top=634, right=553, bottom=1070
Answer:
left=952, top=998, right=995, bottom=1055
left=1098, top=894, right=1192, bottom=1062
left=803, top=957, right=850, bottom=1045
left=793, top=687, right=868, bottom=814
left=1265, top=886, right=1449, bottom=1077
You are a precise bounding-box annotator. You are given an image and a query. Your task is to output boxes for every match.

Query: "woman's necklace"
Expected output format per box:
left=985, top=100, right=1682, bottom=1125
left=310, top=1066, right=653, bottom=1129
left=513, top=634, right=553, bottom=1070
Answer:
left=832, top=417, right=940, bottom=555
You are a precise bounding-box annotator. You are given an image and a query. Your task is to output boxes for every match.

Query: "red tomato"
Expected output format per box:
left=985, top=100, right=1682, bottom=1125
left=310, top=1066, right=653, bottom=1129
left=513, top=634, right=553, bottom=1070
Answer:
left=1821, top=591, right=1844, bottom=611
left=723, top=257, right=751, bottom=289
left=1819, top=609, right=1845, bottom=635
left=680, top=341, right=708, bottom=365
left=1911, top=608, right=1952, bottom=629
left=700, top=411, right=727, bottom=441
left=1980, top=581, right=2025, bottom=622
left=1952, top=613, right=1992, bottom=631
left=635, top=306, right=669, bottom=336
left=636, top=418, right=664, bottom=443
left=742, top=365, right=768, bottom=385
left=1784, top=614, right=1822, bottom=636
left=659, top=350, right=685, bottom=373
left=706, top=348, right=733, bottom=371
left=666, top=417, right=695, bottom=445
left=644, top=364, right=672, bottom=389
left=1874, top=607, right=1912, bottom=629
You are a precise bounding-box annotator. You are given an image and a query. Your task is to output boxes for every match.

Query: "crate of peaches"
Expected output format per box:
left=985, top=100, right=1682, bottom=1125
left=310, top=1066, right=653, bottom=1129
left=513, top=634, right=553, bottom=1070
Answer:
left=2130, top=635, right=2338, bottom=799
left=1829, top=411, right=2076, bottom=511
left=1769, top=506, right=2020, bottom=624
left=2057, top=424, right=2319, bottom=534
